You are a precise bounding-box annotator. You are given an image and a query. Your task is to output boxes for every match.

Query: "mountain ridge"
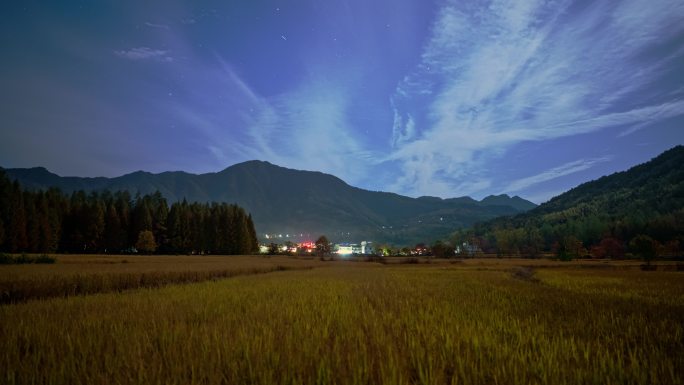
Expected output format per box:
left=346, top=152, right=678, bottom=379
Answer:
left=2, top=161, right=536, bottom=245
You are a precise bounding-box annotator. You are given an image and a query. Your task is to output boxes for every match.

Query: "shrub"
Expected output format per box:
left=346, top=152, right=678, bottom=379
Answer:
left=0, top=253, right=56, bottom=264
left=15, top=254, right=32, bottom=264
left=0, top=253, right=13, bottom=264
left=34, top=254, right=56, bottom=264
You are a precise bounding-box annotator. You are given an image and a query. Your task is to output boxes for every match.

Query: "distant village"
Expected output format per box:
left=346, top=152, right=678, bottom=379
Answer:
left=259, top=241, right=374, bottom=255
left=259, top=238, right=481, bottom=258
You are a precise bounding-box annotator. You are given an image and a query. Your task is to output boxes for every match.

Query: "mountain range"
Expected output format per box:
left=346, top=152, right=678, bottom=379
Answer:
left=2, top=161, right=536, bottom=245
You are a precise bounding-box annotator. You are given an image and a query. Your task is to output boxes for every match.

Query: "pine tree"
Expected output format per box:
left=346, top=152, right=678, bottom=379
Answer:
left=24, top=191, right=40, bottom=252
left=150, top=191, right=168, bottom=251
left=35, top=192, right=54, bottom=253
left=104, top=204, right=124, bottom=253
left=45, top=188, right=64, bottom=253
left=233, top=208, right=249, bottom=254
left=8, top=181, right=28, bottom=252
left=217, top=205, right=232, bottom=254
left=0, top=170, right=12, bottom=250
left=63, top=191, right=88, bottom=253
left=114, top=191, right=131, bottom=247
left=188, top=203, right=202, bottom=254
left=202, top=205, right=214, bottom=254
left=246, top=214, right=258, bottom=253
left=84, top=198, right=105, bottom=252
left=166, top=202, right=184, bottom=253
left=130, top=197, right=153, bottom=245
left=0, top=217, right=5, bottom=249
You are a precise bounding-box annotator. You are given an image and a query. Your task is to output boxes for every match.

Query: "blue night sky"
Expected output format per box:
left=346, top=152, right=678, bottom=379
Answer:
left=1, top=0, right=683, bottom=203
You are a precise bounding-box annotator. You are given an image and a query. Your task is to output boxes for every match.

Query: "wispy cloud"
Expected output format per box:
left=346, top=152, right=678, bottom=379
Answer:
left=114, top=47, right=172, bottom=61
left=161, top=57, right=373, bottom=185
left=388, top=0, right=684, bottom=197
left=241, top=78, right=373, bottom=184
left=144, top=21, right=170, bottom=30
left=503, top=156, right=612, bottom=193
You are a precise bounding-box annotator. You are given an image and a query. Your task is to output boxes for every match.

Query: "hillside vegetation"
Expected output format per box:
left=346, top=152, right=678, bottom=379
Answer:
left=454, top=146, right=684, bottom=258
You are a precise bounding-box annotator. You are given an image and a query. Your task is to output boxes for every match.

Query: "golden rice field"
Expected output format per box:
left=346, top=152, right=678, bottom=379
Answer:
left=0, top=254, right=324, bottom=304
left=1, top=256, right=683, bottom=384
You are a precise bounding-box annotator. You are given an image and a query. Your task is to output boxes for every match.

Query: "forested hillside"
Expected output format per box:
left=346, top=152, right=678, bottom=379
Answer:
left=453, top=146, right=684, bottom=258
left=0, top=171, right=258, bottom=255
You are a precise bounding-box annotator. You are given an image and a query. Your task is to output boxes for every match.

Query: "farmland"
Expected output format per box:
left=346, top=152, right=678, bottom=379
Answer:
left=0, top=254, right=324, bottom=304
left=1, top=256, right=683, bottom=384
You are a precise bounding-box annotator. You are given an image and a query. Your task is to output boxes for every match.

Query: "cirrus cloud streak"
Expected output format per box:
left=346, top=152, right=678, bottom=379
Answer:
left=388, top=0, right=684, bottom=198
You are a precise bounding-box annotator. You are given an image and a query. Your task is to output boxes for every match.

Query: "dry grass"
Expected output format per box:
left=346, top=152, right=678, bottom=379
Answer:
left=0, top=254, right=324, bottom=303
left=1, top=259, right=683, bottom=384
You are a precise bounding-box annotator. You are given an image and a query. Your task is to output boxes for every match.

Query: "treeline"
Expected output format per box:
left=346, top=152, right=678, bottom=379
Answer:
left=0, top=170, right=258, bottom=254
left=452, top=208, right=684, bottom=259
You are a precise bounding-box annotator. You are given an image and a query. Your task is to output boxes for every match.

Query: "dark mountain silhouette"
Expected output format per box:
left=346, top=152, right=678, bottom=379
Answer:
left=3, top=161, right=536, bottom=245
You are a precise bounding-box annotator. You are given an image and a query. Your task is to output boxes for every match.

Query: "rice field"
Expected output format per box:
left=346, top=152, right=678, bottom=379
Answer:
left=0, top=254, right=324, bottom=304
left=1, top=256, right=683, bottom=384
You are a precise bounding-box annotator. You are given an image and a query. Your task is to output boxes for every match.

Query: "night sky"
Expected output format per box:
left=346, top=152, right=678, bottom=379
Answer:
left=1, top=0, right=683, bottom=203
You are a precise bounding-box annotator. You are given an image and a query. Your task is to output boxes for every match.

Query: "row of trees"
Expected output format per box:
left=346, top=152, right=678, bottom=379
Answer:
left=451, top=209, right=683, bottom=259
left=0, top=171, right=258, bottom=254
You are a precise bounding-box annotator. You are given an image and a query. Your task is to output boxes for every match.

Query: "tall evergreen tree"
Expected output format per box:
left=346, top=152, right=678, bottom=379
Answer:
left=104, top=203, right=125, bottom=252
left=7, top=181, right=28, bottom=252
left=0, top=170, right=11, bottom=250
left=84, top=197, right=105, bottom=252
left=130, top=196, right=153, bottom=244
left=246, top=214, right=258, bottom=253
left=45, top=188, right=64, bottom=252
left=114, top=191, right=131, bottom=247
left=24, top=191, right=40, bottom=252
left=166, top=202, right=187, bottom=253
left=0, top=217, right=5, bottom=249
left=150, top=191, right=168, bottom=250
left=34, top=192, right=54, bottom=253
